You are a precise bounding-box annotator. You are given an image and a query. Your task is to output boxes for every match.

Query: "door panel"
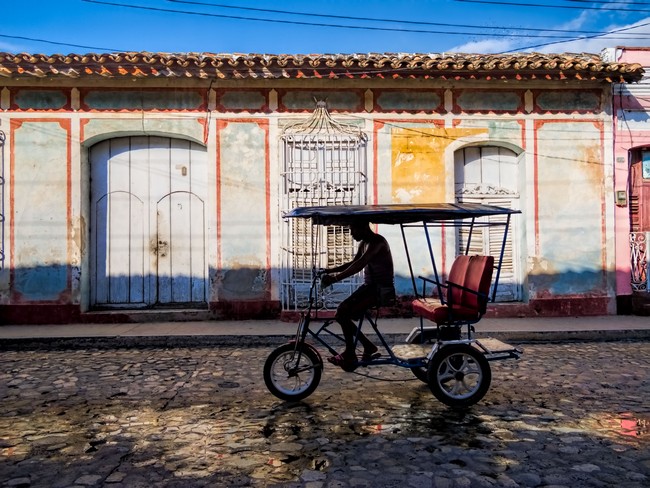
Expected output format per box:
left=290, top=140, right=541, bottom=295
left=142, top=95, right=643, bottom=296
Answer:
left=92, top=191, right=146, bottom=306
left=90, top=136, right=207, bottom=308
left=156, top=191, right=206, bottom=304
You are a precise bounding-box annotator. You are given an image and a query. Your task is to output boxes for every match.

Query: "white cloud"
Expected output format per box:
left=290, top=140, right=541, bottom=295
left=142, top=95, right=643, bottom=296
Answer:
left=0, top=40, right=26, bottom=52
left=545, top=17, right=650, bottom=54
left=449, top=16, right=650, bottom=55
left=448, top=38, right=516, bottom=54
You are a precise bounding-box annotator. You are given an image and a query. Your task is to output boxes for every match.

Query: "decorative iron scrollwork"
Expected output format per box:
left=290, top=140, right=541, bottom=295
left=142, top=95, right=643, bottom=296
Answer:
left=630, top=232, right=649, bottom=292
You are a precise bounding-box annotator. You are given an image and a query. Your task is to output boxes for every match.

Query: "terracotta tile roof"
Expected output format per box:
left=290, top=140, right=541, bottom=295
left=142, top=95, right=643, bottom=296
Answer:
left=0, top=52, right=643, bottom=83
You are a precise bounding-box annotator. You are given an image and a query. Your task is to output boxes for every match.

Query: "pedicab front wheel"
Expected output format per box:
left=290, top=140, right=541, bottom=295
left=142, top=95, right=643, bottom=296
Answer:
left=264, top=343, right=323, bottom=401
left=427, top=344, right=492, bottom=408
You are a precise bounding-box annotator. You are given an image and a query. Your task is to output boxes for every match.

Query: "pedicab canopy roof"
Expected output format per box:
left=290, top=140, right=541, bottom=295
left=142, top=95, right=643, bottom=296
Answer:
left=285, top=203, right=521, bottom=226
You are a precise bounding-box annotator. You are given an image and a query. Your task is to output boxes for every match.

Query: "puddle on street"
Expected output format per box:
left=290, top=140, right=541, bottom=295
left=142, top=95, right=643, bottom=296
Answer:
left=598, top=412, right=650, bottom=439
left=264, top=396, right=491, bottom=448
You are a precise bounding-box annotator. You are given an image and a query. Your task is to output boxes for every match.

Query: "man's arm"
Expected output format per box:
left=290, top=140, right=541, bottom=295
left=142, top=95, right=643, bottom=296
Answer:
left=322, top=242, right=364, bottom=274
left=322, top=238, right=385, bottom=286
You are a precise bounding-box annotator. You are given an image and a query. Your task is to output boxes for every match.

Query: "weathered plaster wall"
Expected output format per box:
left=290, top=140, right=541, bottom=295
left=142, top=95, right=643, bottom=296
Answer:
left=216, top=120, right=270, bottom=304
left=534, top=120, right=607, bottom=296
left=10, top=119, right=71, bottom=303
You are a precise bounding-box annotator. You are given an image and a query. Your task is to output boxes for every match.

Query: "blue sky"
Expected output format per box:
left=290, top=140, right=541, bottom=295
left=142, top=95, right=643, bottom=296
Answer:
left=4, top=0, right=650, bottom=55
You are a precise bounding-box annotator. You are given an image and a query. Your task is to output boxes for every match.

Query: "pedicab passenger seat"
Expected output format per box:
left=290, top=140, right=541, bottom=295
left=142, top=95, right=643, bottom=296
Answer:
left=412, top=255, right=494, bottom=325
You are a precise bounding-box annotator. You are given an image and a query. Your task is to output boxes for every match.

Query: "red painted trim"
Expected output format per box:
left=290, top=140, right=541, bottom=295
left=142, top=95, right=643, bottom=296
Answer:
left=63, top=119, right=72, bottom=294
left=372, top=120, right=383, bottom=204
left=216, top=120, right=225, bottom=269
left=79, top=118, right=90, bottom=143
left=262, top=121, right=271, bottom=274
left=533, top=120, right=542, bottom=256
left=9, top=120, right=17, bottom=294
left=597, top=121, right=608, bottom=291
left=441, top=224, right=447, bottom=278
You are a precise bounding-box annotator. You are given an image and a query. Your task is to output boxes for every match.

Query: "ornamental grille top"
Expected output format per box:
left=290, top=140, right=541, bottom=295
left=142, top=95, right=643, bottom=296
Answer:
left=282, top=100, right=367, bottom=140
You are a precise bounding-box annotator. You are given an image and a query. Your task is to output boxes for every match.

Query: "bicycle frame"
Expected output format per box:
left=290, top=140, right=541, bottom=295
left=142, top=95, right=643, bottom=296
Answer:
left=290, top=270, right=429, bottom=371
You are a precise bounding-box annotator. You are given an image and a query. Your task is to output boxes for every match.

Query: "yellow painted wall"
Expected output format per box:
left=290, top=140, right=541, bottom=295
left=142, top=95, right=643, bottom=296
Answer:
left=390, top=127, right=488, bottom=203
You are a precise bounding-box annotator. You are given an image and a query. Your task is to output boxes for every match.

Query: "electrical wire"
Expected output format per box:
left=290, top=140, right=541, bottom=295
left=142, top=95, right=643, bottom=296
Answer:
left=568, top=0, right=650, bottom=4
left=498, top=16, right=650, bottom=53
left=4, top=1, right=649, bottom=52
left=455, top=0, right=650, bottom=13
left=0, top=33, right=121, bottom=52
left=81, top=0, right=650, bottom=40
left=166, top=0, right=647, bottom=36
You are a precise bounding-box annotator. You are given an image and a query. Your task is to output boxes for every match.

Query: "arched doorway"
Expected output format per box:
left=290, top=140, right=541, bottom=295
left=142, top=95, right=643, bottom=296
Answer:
left=454, top=145, right=522, bottom=301
left=89, top=136, right=208, bottom=308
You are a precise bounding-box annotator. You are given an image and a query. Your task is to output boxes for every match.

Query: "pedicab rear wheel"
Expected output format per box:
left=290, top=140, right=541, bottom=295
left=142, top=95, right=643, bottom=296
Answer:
left=427, top=344, right=491, bottom=408
left=264, top=343, right=322, bottom=401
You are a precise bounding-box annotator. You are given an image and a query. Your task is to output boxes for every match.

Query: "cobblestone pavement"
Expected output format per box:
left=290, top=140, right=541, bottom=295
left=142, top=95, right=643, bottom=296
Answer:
left=0, top=341, right=649, bottom=488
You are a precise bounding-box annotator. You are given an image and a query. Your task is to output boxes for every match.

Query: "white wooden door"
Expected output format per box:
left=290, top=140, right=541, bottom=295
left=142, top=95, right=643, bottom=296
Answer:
left=455, top=146, right=521, bottom=302
left=90, top=136, right=208, bottom=308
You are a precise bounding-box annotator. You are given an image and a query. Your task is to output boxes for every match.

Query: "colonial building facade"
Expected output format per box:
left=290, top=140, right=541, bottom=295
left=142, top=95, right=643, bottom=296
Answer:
left=0, top=52, right=643, bottom=323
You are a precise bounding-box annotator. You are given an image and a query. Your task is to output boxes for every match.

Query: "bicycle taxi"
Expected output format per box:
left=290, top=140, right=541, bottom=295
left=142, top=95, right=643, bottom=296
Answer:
left=264, top=203, right=522, bottom=408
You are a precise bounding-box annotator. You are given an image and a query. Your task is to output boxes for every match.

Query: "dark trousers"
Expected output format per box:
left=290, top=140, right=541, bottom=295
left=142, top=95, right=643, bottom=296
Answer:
left=335, top=284, right=383, bottom=355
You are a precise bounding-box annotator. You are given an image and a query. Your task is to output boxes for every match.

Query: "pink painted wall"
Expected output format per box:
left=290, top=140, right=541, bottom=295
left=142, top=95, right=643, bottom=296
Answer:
left=611, top=47, right=650, bottom=296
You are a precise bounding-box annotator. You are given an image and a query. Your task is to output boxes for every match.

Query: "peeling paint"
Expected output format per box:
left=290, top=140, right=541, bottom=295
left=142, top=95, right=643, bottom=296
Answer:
left=219, top=262, right=268, bottom=300
left=390, top=127, right=487, bottom=203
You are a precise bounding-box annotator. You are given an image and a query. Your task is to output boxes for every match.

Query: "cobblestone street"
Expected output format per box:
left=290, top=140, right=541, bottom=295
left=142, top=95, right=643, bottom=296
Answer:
left=1, top=341, right=649, bottom=487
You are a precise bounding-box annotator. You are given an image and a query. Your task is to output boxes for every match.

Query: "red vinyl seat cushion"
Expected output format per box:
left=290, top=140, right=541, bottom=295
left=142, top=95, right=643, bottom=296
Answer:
left=412, top=255, right=494, bottom=325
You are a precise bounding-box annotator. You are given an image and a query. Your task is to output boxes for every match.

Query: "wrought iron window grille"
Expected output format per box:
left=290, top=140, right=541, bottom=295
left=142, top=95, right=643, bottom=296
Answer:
left=280, top=100, right=368, bottom=311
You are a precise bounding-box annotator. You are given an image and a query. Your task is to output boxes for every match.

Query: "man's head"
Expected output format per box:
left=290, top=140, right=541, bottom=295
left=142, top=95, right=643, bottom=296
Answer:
left=349, top=220, right=372, bottom=241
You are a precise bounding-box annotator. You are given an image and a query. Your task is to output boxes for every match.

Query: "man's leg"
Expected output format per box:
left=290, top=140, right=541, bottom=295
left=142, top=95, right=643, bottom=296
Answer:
left=335, top=286, right=377, bottom=357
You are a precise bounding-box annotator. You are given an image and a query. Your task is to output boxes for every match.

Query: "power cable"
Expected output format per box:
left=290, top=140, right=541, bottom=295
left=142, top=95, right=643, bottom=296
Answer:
left=0, top=33, right=121, bottom=52
left=455, top=0, right=650, bottom=13
left=167, top=0, right=646, bottom=36
left=568, top=0, right=650, bottom=4
left=498, top=17, right=650, bottom=52
left=81, top=0, right=650, bottom=40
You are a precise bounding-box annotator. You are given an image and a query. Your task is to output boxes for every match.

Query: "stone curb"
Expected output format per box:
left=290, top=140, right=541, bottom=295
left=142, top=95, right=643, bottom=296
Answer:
left=1, top=329, right=649, bottom=351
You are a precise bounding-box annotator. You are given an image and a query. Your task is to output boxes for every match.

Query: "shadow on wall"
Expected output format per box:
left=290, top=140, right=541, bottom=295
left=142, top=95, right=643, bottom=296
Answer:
left=0, top=265, right=618, bottom=324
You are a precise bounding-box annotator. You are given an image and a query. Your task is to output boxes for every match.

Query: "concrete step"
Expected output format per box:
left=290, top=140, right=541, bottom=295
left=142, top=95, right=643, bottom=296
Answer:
left=81, top=309, right=215, bottom=323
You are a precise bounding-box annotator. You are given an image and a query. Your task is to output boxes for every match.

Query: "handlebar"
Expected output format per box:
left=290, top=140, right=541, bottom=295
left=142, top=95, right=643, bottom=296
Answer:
left=313, top=268, right=327, bottom=278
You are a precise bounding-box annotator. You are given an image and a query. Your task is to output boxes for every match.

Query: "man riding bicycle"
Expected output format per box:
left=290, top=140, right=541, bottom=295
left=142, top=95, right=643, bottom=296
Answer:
left=320, top=220, right=395, bottom=371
